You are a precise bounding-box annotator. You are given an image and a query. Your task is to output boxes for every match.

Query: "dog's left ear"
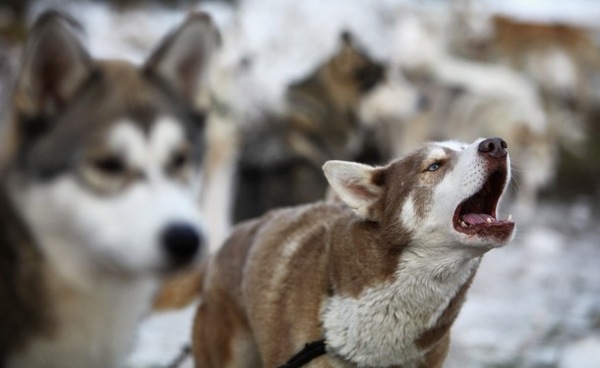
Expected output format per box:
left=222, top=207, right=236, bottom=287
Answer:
left=14, top=11, right=93, bottom=119
left=144, top=12, right=220, bottom=105
left=323, top=160, right=383, bottom=220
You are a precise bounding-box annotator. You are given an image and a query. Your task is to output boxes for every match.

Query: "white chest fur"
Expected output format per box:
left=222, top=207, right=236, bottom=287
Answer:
left=321, top=249, right=480, bottom=367
left=7, top=269, right=158, bottom=368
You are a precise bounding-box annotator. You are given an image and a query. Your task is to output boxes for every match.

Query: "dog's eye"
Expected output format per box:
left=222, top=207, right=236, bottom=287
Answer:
left=427, top=163, right=441, bottom=172
left=93, top=156, right=126, bottom=176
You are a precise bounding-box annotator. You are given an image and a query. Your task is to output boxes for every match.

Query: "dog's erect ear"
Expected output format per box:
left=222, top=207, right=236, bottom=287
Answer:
left=14, top=11, right=93, bottom=119
left=332, top=31, right=358, bottom=76
left=323, top=160, right=383, bottom=220
left=144, top=12, right=220, bottom=105
left=340, top=31, right=354, bottom=46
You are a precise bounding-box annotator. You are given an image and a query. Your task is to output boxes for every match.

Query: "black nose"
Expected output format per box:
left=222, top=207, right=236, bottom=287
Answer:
left=478, top=137, right=507, bottom=158
left=161, top=223, right=201, bottom=265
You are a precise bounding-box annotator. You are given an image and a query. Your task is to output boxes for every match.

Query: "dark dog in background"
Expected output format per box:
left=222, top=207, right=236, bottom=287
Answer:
left=232, top=32, right=385, bottom=223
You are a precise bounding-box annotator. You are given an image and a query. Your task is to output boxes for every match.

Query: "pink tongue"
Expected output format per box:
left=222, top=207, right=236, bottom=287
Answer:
left=462, top=213, right=495, bottom=225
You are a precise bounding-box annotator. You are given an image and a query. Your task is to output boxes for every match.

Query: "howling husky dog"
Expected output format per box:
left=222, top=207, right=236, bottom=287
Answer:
left=0, top=11, right=219, bottom=368
left=192, top=137, right=515, bottom=368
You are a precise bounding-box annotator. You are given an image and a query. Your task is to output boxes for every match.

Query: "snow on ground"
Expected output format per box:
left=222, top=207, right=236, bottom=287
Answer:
left=127, top=303, right=198, bottom=368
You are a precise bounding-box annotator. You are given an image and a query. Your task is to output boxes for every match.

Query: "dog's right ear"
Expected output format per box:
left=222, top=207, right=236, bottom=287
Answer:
left=144, top=12, right=220, bottom=106
left=14, top=11, right=93, bottom=120
left=323, top=160, right=383, bottom=220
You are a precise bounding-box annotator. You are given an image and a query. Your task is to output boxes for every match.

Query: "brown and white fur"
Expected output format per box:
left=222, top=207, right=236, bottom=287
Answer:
left=192, top=137, right=516, bottom=367
left=0, top=11, right=219, bottom=368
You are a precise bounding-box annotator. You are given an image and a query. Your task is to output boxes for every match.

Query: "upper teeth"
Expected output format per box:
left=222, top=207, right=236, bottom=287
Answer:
left=486, top=218, right=492, bottom=223
left=507, top=214, right=512, bottom=222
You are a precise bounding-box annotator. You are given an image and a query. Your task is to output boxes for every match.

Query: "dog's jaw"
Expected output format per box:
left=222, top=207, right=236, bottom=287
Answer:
left=452, top=164, right=515, bottom=244
left=451, top=140, right=515, bottom=248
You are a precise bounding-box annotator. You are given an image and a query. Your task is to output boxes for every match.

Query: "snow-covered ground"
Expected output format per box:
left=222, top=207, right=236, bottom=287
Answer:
left=127, top=303, right=198, bottom=368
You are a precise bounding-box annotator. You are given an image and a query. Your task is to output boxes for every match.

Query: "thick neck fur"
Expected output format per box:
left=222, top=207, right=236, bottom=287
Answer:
left=5, top=240, right=158, bottom=368
left=327, top=217, right=484, bottom=296
left=322, top=217, right=482, bottom=367
left=8, top=267, right=157, bottom=368
left=2, top=182, right=159, bottom=368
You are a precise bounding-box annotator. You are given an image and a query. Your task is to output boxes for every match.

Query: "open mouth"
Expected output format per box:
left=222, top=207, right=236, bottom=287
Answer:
left=453, top=168, right=515, bottom=240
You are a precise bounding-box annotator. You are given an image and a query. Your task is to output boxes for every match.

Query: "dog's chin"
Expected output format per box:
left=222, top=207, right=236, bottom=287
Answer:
left=161, top=258, right=200, bottom=275
left=452, top=225, right=515, bottom=249
left=100, top=259, right=200, bottom=279
left=94, top=258, right=159, bottom=279
left=92, top=250, right=173, bottom=279
left=452, top=207, right=515, bottom=248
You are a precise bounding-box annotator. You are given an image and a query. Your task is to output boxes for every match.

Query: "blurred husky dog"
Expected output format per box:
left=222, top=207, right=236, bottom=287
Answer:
left=232, top=32, right=384, bottom=223
left=192, top=137, right=515, bottom=367
left=0, top=11, right=219, bottom=368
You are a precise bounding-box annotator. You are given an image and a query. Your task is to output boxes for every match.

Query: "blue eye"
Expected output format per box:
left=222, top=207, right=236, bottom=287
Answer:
left=427, top=163, right=441, bottom=171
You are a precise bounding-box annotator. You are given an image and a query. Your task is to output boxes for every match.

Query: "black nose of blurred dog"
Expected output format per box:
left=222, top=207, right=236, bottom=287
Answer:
left=478, top=137, right=508, bottom=159
left=161, top=223, right=201, bottom=266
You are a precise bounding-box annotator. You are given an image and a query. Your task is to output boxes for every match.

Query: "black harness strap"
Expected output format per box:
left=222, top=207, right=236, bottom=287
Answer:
left=278, top=339, right=327, bottom=368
